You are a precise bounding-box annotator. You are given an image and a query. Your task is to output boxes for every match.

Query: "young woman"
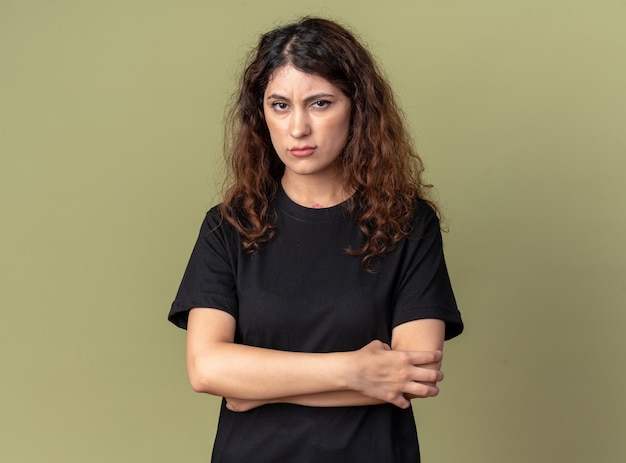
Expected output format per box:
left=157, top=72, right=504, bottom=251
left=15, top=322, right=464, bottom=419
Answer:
left=169, top=17, right=463, bottom=463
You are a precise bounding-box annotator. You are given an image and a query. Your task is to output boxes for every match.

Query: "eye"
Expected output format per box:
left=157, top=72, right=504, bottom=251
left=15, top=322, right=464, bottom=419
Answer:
left=311, top=100, right=331, bottom=109
left=271, top=102, right=289, bottom=111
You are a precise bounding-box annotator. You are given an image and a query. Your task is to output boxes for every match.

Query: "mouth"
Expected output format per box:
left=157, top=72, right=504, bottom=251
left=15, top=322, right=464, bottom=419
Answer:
left=289, top=146, right=316, bottom=157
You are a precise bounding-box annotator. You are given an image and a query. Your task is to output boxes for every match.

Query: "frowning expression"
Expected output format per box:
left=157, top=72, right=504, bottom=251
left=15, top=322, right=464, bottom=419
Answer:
left=263, top=64, right=352, bottom=184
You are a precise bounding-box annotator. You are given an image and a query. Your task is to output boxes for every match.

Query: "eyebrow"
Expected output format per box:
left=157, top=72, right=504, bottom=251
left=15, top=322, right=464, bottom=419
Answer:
left=265, top=93, right=336, bottom=103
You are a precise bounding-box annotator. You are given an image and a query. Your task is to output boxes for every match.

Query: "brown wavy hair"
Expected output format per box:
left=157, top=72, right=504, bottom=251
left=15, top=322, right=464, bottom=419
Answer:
left=220, top=17, right=436, bottom=269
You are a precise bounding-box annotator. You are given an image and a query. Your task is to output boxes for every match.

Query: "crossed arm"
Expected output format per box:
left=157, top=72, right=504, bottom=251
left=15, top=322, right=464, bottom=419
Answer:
left=186, top=308, right=445, bottom=412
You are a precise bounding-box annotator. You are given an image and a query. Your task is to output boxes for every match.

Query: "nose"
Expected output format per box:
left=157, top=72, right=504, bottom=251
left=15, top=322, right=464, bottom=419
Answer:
left=289, top=108, right=311, bottom=138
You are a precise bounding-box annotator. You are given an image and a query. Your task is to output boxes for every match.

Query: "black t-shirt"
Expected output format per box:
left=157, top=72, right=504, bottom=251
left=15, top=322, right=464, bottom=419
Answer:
left=169, top=187, right=463, bottom=463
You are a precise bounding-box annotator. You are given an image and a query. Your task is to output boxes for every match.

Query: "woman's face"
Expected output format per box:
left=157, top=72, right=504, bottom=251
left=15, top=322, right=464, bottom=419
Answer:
left=263, top=64, right=351, bottom=186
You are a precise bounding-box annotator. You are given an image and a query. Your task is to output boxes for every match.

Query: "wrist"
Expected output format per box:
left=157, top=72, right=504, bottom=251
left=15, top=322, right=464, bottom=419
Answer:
left=329, top=350, right=357, bottom=392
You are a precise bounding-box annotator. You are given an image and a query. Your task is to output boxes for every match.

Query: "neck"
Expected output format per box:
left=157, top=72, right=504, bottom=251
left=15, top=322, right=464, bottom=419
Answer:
left=281, top=174, right=350, bottom=209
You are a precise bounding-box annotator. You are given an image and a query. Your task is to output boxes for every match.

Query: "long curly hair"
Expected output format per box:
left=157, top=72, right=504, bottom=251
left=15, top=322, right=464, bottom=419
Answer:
left=220, top=17, right=437, bottom=269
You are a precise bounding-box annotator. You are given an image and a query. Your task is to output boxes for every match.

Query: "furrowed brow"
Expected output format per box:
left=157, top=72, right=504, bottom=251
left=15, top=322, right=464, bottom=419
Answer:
left=304, top=93, right=336, bottom=103
left=266, top=93, right=289, bottom=101
left=265, top=93, right=336, bottom=103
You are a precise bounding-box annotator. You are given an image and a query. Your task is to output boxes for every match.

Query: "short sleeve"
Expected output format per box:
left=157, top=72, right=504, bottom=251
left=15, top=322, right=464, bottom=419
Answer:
left=168, top=207, right=239, bottom=330
left=391, top=204, right=463, bottom=340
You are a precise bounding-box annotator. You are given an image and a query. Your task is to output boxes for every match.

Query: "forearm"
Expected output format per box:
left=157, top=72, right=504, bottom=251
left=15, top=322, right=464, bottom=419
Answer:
left=225, top=320, right=447, bottom=410
left=287, top=391, right=384, bottom=407
left=187, top=309, right=360, bottom=400
left=188, top=341, right=354, bottom=400
left=225, top=391, right=384, bottom=412
left=187, top=309, right=442, bottom=408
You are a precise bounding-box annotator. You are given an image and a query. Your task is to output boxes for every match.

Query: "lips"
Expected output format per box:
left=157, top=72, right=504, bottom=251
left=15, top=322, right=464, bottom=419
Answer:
left=289, top=146, right=316, bottom=157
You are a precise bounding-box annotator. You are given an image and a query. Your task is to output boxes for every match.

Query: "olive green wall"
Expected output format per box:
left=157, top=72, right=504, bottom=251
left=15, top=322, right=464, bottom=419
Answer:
left=2, top=1, right=624, bottom=462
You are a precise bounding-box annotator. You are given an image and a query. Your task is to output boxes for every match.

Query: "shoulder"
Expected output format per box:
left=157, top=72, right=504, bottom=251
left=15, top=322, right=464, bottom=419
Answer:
left=204, top=204, right=225, bottom=227
left=197, top=204, right=241, bottom=244
left=408, top=200, right=441, bottom=238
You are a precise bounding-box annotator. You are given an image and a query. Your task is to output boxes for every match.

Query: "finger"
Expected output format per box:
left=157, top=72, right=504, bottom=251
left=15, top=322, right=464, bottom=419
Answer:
left=405, top=384, right=440, bottom=400
left=406, top=382, right=440, bottom=399
left=426, top=350, right=443, bottom=363
left=390, top=394, right=411, bottom=409
left=409, top=367, right=443, bottom=383
left=407, top=350, right=443, bottom=365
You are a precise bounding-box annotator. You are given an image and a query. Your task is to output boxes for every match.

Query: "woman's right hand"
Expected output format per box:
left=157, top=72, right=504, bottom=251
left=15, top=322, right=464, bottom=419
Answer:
left=349, top=340, right=443, bottom=409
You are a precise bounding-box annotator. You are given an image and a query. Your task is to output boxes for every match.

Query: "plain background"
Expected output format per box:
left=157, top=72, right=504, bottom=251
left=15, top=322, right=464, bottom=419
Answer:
left=2, top=1, right=625, bottom=462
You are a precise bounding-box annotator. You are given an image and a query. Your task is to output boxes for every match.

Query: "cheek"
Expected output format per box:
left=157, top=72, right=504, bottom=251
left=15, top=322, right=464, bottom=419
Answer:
left=265, top=121, right=286, bottom=156
left=264, top=119, right=280, bottom=144
left=265, top=116, right=286, bottom=139
left=332, top=115, right=351, bottom=146
left=334, top=106, right=351, bottom=135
